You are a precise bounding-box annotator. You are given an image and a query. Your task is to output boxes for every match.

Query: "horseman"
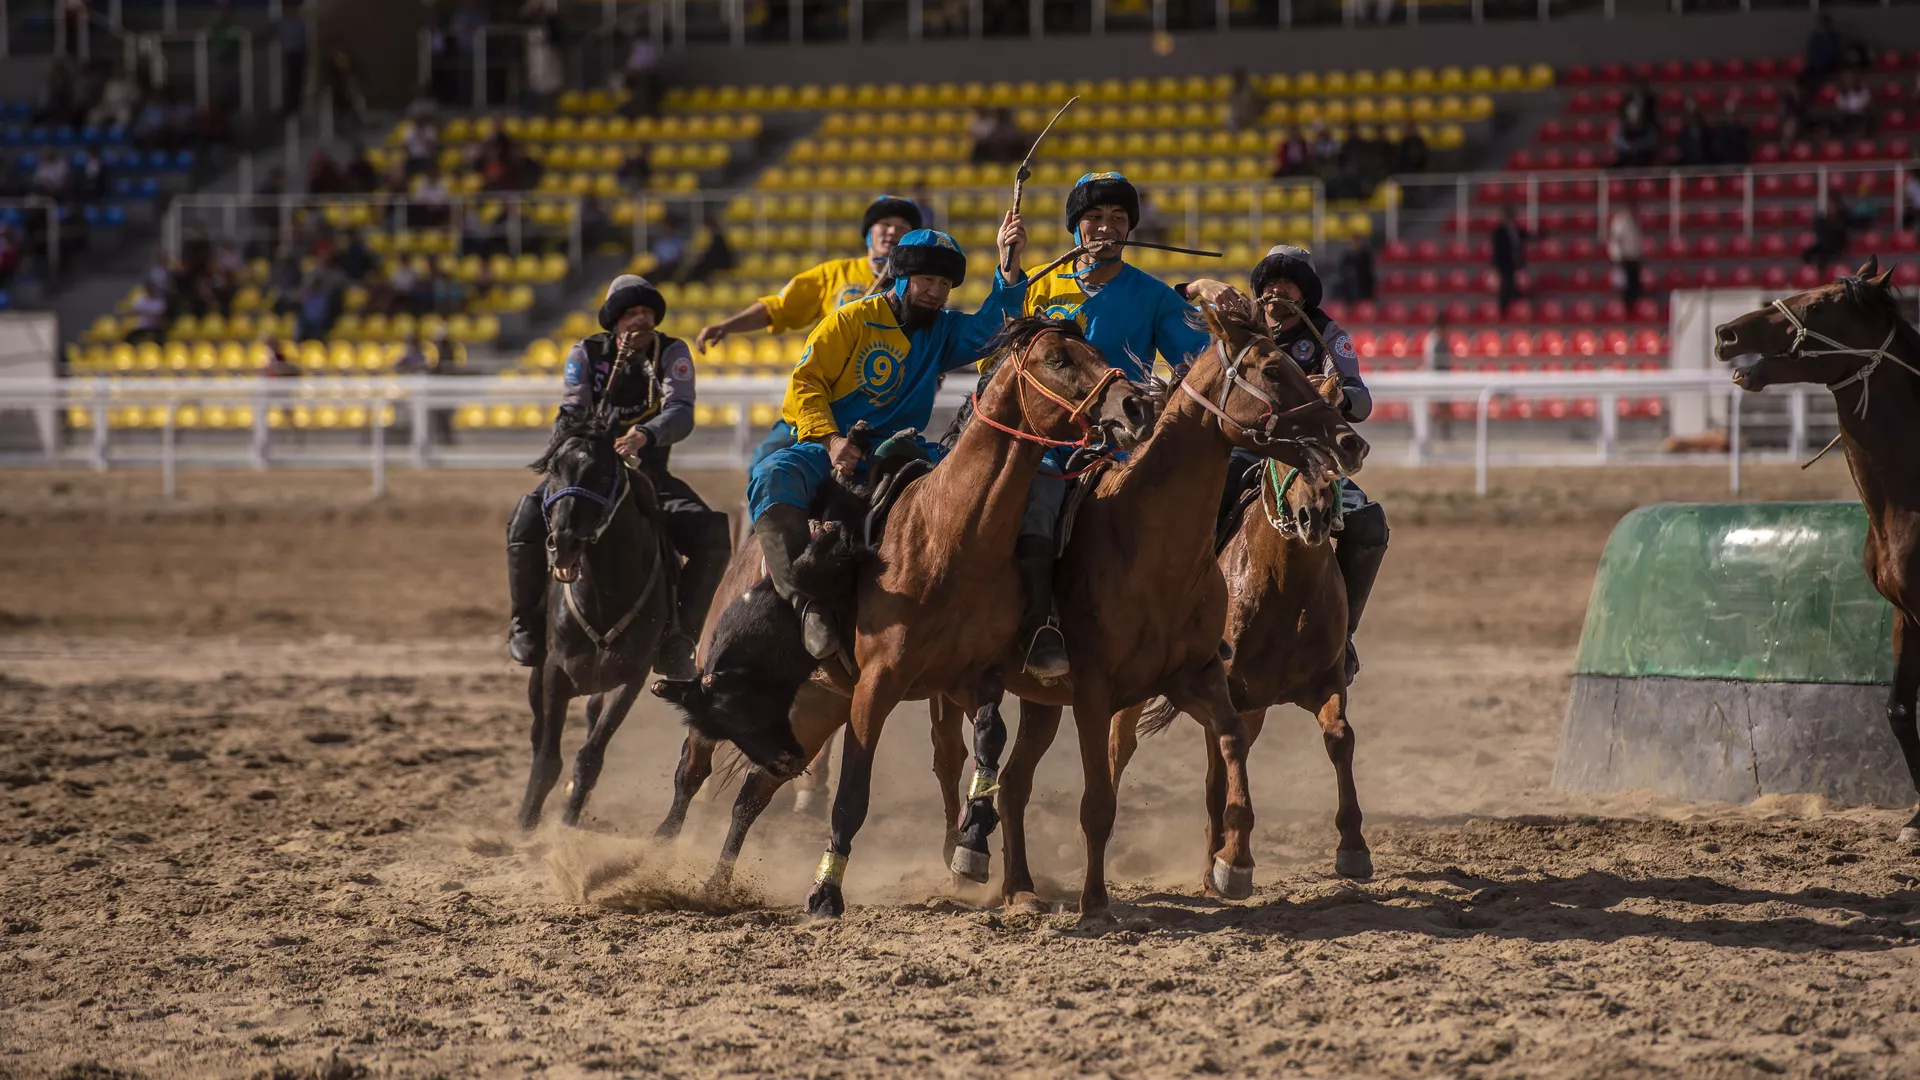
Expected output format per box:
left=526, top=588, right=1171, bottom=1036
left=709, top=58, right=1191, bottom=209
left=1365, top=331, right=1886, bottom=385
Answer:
left=997, top=171, right=1211, bottom=680
left=506, top=274, right=733, bottom=680
left=749, top=224, right=1025, bottom=660
left=1216, top=244, right=1387, bottom=683
left=694, top=195, right=924, bottom=468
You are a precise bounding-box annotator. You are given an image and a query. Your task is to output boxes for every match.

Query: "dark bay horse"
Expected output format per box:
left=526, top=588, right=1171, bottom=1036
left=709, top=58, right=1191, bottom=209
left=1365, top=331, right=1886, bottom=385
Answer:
left=973, top=292, right=1369, bottom=917
left=652, top=318, right=1153, bottom=915
left=1715, top=256, right=1920, bottom=842
left=1121, top=382, right=1373, bottom=886
left=518, top=417, right=803, bottom=831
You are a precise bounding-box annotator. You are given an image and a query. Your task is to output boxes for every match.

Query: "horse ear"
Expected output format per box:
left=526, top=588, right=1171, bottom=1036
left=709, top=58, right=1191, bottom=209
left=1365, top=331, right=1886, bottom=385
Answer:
left=1857, top=254, right=1880, bottom=281
left=1872, top=263, right=1896, bottom=288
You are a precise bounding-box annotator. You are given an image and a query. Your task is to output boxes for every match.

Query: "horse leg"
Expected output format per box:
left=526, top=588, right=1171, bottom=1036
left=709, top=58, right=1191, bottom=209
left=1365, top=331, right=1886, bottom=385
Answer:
left=951, top=673, right=1011, bottom=884
left=790, top=734, right=835, bottom=818
left=998, top=698, right=1062, bottom=911
left=805, top=671, right=902, bottom=918
left=1303, top=677, right=1371, bottom=877
left=710, top=683, right=847, bottom=881
left=517, top=664, right=571, bottom=830
left=929, top=696, right=969, bottom=871
left=654, top=734, right=714, bottom=840
left=1172, top=659, right=1257, bottom=901
left=1890, top=611, right=1920, bottom=843
left=1108, top=703, right=1146, bottom=789
left=1071, top=680, right=1120, bottom=921
left=561, top=682, right=641, bottom=827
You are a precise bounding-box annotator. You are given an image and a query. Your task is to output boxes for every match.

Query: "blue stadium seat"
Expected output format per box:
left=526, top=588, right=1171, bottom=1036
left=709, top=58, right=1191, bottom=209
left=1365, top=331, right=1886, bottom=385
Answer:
left=135, top=178, right=159, bottom=198
left=2, top=126, right=24, bottom=147
left=173, top=150, right=195, bottom=170
left=102, top=205, right=126, bottom=226
left=16, top=152, right=35, bottom=171
left=53, top=126, right=76, bottom=145
left=0, top=291, right=11, bottom=311
left=111, top=177, right=133, bottom=197
left=146, top=150, right=167, bottom=170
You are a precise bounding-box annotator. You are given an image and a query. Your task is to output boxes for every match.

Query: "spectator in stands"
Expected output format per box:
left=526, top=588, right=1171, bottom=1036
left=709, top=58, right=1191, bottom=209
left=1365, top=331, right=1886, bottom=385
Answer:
left=1708, top=97, right=1751, bottom=166
left=30, top=154, right=71, bottom=199
left=208, top=2, right=244, bottom=115
left=0, top=227, right=22, bottom=288
left=1837, top=72, right=1873, bottom=136
left=278, top=1, right=309, bottom=117
left=412, top=170, right=453, bottom=228
left=322, top=51, right=367, bottom=141
left=1226, top=68, right=1263, bottom=134
left=343, top=146, right=379, bottom=193
left=132, top=96, right=172, bottom=149
left=294, top=259, right=343, bottom=341
left=404, top=118, right=439, bottom=176
left=268, top=246, right=302, bottom=310
left=1310, top=126, right=1341, bottom=176
left=126, top=283, right=168, bottom=345
left=39, top=57, right=81, bottom=126
left=968, top=108, right=1024, bottom=165
left=1394, top=127, right=1429, bottom=173
left=1421, top=311, right=1448, bottom=373
left=90, top=66, right=139, bottom=130
left=1351, top=0, right=1394, bottom=23
left=338, top=231, right=376, bottom=282
left=649, top=219, right=687, bottom=279
left=1904, top=168, right=1920, bottom=236
left=1610, top=100, right=1659, bottom=168
left=1802, top=14, right=1844, bottom=92
left=75, top=147, right=104, bottom=200
left=1491, top=207, right=1526, bottom=319
left=1842, top=178, right=1878, bottom=231
left=911, top=183, right=938, bottom=231
left=394, top=332, right=430, bottom=375
left=1607, top=201, right=1645, bottom=310
left=388, top=259, right=429, bottom=315
left=1622, top=78, right=1658, bottom=129
left=1271, top=127, right=1308, bottom=178
left=429, top=266, right=467, bottom=316
left=1334, top=244, right=1375, bottom=304
left=1132, top=190, right=1166, bottom=245
left=1803, top=201, right=1851, bottom=267
left=261, top=338, right=302, bottom=377
left=623, top=32, right=661, bottom=116
left=142, top=248, right=173, bottom=298
left=306, top=149, right=345, bottom=195
left=1677, top=101, right=1711, bottom=167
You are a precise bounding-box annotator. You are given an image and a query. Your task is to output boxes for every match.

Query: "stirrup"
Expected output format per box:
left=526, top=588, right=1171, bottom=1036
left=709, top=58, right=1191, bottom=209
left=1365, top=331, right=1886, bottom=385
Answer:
left=1022, top=622, right=1070, bottom=683
left=800, top=602, right=841, bottom=661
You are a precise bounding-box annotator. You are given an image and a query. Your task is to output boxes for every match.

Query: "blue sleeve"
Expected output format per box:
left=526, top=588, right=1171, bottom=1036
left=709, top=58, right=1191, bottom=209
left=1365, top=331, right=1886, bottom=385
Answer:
left=937, top=273, right=1020, bottom=373
left=1155, top=285, right=1211, bottom=372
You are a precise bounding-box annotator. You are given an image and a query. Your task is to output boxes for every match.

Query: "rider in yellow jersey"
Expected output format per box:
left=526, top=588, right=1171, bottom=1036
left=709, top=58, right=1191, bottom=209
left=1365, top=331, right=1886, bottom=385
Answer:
left=694, top=195, right=924, bottom=467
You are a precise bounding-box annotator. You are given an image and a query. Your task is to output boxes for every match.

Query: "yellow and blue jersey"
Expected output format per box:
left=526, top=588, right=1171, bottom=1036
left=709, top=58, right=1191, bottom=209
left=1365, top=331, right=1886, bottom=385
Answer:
left=781, top=278, right=1020, bottom=443
left=1018, top=262, right=1209, bottom=381
left=757, top=256, right=878, bottom=334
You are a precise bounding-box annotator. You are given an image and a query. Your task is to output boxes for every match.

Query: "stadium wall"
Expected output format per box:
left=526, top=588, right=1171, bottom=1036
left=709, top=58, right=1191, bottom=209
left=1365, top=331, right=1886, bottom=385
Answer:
left=661, top=9, right=1920, bottom=88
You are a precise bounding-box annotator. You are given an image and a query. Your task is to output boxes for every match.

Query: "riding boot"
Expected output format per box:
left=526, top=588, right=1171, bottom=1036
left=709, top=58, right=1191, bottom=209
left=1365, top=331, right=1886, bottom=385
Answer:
left=1333, top=534, right=1387, bottom=684
left=506, top=493, right=548, bottom=667
left=755, top=503, right=841, bottom=660
left=1015, top=534, right=1070, bottom=682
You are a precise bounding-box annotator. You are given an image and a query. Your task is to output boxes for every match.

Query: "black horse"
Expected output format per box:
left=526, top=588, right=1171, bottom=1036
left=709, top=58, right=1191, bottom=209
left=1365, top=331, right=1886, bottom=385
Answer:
left=522, top=415, right=809, bottom=830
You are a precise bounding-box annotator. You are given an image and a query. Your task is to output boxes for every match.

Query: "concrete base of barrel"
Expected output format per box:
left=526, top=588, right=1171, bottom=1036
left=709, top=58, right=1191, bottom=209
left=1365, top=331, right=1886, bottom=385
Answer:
left=1553, top=674, right=1914, bottom=807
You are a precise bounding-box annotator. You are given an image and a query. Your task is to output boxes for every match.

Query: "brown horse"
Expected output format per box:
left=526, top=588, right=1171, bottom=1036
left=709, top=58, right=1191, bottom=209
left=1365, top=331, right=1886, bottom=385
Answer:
left=1118, top=400, right=1372, bottom=886
left=1715, top=256, right=1920, bottom=842
left=652, top=318, right=1153, bottom=914
left=967, top=292, right=1369, bottom=918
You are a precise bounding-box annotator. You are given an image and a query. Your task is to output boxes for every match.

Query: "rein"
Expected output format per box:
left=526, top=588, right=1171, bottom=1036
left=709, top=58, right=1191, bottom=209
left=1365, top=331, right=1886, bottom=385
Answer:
left=967, top=329, right=1126, bottom=450
left=1771, top=296, right=1920, bottom=420
left=561, top=553, right=663, bottom=654
left=540, top=464, right=628, bottom=546
left=1178, top=337, right=1336, bottom=449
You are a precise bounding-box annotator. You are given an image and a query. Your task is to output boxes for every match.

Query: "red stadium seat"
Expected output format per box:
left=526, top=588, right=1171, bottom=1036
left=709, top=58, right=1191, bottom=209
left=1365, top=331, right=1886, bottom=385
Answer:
left=1444, top=269, right=1472, bottom=292
left=1753, top=57, right=1780, bottom=79
left=1383, top=331, right=1413, bottom=358
left=1571, top=299, right=1599, bottom=323
left=1351, top=330, right=1379, bottom=358
left=1728, top=266, right=1757, bottom=287
left=1793, top=265, right=1820, bottom=288
left=1602, top=298, right=1628, bottom=322
left=1445, top=331, right=1472, bottom=358
left=1413, top=301, right=1440, bottom=324
left=1506, top=331, right=1535, bottom=356
left=1322, top=300, right=1350, bottom=322
left=1895, top=263, right=1920, bottom=286
left=1506, top=299, right=1535, bottom=322
left=1472, top=300, right=1501, bottom=324
left=1601, top=329, right=1630, bottom=355
left=1571, top=329, right=1600, bottom=356
left=1632, top=329, right=1663, bottom=355
left=1631, top=298, right=1661, bottom=323
left=1726, top=235, right=1754, bottom=257
left=1536, top=299, right=1567, bottom=324
left=1565, top=66, right=1594, bottom=86
left=1352, top=300, right=1379, bottom=322
left=1444, top=300, right=1473, bottom=324
left=1762, top=265, right=1791, bottom=289
left=1720, top=58, right=1747, bottom=80
left=1471, top=331, right=1503, bottom=356
left=1385, top=300, right=1413, bottom=322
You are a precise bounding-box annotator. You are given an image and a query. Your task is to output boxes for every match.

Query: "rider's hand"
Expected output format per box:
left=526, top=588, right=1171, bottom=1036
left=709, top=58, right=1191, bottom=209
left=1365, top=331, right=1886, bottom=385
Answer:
left=694, top=324, right=725, bottom=354
left=1182, top=279, right=1241, bottom=307
left=1308, top=375, right=1346, bottom=410
left=998, top=210, right=1026, bottom=281
left=825, top=434, right=865, bottom=478
left=614, top=428, right=650, bottom=458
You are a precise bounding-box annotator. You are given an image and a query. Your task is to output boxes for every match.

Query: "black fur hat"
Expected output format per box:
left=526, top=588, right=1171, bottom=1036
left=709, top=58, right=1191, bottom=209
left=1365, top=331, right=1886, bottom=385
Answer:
left=861, top=195, right=924, bottom=241
left=886, top=229, right=967, bottom=287
left=598, top=274, right=667, bottom=331
left=1064, top=171, right=1141, bottom=238
left=1249, top=245, right=1323, bottom=311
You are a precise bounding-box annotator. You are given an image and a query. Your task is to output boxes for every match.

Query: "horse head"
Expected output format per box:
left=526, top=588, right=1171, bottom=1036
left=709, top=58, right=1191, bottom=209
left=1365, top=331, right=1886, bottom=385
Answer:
left=1715, top=256, right=1909, bottom=392
left=1184, top=288, right=1369, bottom=483
left=528, top=415, right=627, bottom=584
left=980, top=316, right=1156, bottom=450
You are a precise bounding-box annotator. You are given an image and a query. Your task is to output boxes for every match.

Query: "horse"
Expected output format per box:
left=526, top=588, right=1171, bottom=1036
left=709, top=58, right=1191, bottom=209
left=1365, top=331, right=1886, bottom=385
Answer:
left=517, top=415, right=805, bottom=832
left=1714, top=256, right=1920, bottom=843
left=651, top=317, right=1154, bottom=915
left=962, top=290, right=1368, bottom=918
left=1119, top=381, right=1373, bottom=887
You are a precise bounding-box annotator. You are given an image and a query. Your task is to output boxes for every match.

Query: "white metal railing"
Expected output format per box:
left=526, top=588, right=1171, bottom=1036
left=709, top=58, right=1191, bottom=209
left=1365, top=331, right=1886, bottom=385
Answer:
left=0, top=370, right=1826, bottom=497
left=163, top=193, right=587, bottom=266
left=1385, top=160, right=1916, bottom=246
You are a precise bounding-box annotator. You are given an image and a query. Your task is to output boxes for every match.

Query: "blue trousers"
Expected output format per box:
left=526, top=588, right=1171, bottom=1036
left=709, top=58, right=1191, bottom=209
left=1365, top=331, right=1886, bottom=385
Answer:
left=749, top=419, right=797, bottom=469
left=747, top=434, right=949, bottom=524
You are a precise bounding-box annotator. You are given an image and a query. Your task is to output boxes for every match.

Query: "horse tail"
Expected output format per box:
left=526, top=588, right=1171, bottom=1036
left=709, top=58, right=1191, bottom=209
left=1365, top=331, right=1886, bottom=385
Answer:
left=1135, top=696, right=1183, bottom=738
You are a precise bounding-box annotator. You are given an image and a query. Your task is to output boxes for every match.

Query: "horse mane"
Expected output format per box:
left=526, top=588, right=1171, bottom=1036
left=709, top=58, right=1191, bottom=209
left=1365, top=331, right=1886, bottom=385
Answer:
left=528, top=411, right=612, bottom=475
left=1841, top=273, right=1920, bottom=364
left=941, top=316, right=1090, bottom=447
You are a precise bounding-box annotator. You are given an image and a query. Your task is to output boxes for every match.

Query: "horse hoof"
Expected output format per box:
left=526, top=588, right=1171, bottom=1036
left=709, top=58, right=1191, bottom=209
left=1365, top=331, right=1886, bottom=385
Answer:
left=1335, top=849, right=1374, bottom=879
left=1898, top=826, right=1920, bottom=845
left=1075, top=907, right=1115, bottom=927
left=1003, top=891, right=1050, bottom=915
left=949, top=846, right=991, bottom=884
left=805, top=882, right=845, bottom=919
left=1211, top=857, right=1254, bottom=901
left=792, top=788, right=825, bottom=818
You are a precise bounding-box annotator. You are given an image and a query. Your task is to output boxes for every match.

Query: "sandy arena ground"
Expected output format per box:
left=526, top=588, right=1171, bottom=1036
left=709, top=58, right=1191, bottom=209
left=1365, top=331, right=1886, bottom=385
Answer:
left=4, top=460, right=1920, bottom=1080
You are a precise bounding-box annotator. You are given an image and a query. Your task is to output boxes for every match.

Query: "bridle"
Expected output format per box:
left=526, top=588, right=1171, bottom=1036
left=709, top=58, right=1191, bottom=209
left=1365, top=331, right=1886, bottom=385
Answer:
left=1770, top=295, right=1920, bottom=419
left=1179, top=336, right=1340, bottom=451
left=1259, top=458, right=1344, bottom=543
left=968, top=329, right=1128, bottom=449
left=541, top=450, right=628, bottom=547
left=541, top=445, right=660, bottom=654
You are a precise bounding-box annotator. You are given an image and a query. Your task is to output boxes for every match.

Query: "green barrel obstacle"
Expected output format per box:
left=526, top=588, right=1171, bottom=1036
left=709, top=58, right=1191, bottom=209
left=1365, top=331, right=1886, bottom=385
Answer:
left=1553, top=503, right=1908, bottom=806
